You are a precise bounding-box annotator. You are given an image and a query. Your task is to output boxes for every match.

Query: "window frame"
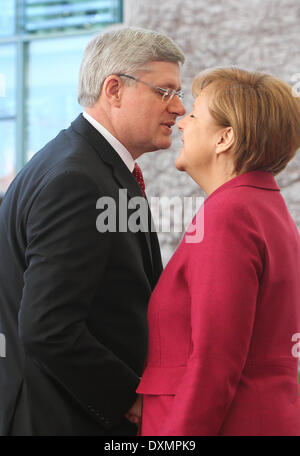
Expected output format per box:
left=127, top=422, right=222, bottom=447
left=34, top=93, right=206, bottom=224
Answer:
left=0, top=0, right=123, bottom=182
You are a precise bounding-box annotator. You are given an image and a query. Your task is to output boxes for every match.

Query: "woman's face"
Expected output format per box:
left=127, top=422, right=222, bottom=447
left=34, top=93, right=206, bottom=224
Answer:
left=176, top=89, right=224, bottom=174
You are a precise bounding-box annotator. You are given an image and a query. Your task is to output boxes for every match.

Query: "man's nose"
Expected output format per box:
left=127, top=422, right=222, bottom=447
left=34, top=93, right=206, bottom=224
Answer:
left=168, top=95, right=186, bottom=117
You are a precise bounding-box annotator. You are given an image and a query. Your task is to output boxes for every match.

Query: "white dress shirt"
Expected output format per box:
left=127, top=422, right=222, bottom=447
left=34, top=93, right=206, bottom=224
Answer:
left=82, top=111, right=135, bottom=172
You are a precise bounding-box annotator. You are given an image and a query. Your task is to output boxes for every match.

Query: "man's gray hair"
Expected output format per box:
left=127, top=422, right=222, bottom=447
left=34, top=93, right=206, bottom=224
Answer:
left=78, top=27, right=185, bottom=107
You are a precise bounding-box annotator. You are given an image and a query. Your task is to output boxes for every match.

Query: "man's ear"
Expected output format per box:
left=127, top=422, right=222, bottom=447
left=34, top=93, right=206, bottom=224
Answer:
left=216, top=127, right=234, bottom=155
left=101, top=75, right=123, bottom=107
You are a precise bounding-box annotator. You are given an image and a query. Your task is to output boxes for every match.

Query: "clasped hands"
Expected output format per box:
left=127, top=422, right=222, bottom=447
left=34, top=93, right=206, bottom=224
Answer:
left=125, top=394, right=142, bottom=426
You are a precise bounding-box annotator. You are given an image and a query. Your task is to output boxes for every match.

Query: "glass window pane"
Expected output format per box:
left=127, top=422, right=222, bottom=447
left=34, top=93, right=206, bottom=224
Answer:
left=0, top=45, right=16, bottom=118
left=0, top=120, right=16, bottom=193
left=24, top=0, right=122, bottom=34
left=0, top=0, right=15, bottom=37
left=26, top=35, right=91, bottom=160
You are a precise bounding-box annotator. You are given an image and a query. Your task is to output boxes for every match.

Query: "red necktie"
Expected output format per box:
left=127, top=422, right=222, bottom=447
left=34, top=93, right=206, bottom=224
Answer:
left=132, top=162, right=145, bottom=197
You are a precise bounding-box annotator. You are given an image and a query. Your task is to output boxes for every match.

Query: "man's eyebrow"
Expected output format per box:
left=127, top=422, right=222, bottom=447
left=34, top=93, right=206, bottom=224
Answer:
left=158, top=82, right=181, bottom=91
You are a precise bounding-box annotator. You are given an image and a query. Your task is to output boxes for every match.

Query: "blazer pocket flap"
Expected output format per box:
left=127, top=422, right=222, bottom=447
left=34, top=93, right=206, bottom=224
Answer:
left=137, top=366, right=186, bottom=395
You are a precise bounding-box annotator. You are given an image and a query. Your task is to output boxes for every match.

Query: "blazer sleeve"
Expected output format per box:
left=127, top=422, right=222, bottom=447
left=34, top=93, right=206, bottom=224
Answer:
left=19, top=170, right=139, bottom=430
left=160, top=200, right=264, bottom=436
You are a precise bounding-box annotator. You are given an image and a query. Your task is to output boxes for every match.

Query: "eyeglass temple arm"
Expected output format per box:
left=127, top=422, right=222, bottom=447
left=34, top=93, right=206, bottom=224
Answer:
left=116, top=73, right=168, bottom=93
left=116, top=73, right=136, bottom=80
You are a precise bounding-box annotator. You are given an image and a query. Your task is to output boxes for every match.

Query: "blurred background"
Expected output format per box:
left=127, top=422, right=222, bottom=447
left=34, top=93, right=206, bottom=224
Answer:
left=0, top=0, right=300, bottom=266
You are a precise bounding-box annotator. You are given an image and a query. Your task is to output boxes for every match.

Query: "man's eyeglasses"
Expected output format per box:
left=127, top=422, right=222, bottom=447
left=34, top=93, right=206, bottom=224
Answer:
left=117, top=73, right=184, bottom=103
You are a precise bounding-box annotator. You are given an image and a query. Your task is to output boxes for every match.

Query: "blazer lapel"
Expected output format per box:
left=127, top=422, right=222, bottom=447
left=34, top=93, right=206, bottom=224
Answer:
left=71, top=114, right=156, bottom=285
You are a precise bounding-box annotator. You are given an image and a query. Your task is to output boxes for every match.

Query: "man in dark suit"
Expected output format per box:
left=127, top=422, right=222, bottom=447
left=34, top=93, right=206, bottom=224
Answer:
left=0, top=27, right=185, bottom=435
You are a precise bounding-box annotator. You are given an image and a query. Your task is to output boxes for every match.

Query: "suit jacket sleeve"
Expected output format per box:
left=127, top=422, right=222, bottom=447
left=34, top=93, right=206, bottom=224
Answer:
left=161, top=200, right=264, bottom=436
left=19, top=170, right=139, bottom=430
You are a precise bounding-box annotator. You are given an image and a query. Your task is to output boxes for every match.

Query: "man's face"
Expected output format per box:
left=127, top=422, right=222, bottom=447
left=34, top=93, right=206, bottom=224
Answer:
left=116, top=61, right=186, bottom=157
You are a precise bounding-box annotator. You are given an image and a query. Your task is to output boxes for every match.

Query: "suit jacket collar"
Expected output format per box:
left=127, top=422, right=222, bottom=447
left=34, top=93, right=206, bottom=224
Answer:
left=70, top=114, right=158, bottom=285
left=207, top=170, right=280, bottom=202
left=71, top=114, right=142, bottom=200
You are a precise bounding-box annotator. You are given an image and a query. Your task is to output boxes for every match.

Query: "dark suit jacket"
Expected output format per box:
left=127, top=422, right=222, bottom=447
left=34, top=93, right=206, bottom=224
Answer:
left=0, top=114, right=163, bottom=435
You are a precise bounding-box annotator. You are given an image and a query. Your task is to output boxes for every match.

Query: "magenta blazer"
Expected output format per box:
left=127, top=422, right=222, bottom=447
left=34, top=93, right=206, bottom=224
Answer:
left=137, top=171, right=300, bottom=436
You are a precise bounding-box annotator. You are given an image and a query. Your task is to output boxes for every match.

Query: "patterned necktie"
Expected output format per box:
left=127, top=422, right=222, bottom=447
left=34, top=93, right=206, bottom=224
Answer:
left=132, top=162, right=146, bottom=197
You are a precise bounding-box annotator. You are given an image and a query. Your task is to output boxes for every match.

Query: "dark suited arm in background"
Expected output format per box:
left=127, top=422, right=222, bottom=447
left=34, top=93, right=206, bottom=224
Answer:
left=19, top=170, right=139, bottom=430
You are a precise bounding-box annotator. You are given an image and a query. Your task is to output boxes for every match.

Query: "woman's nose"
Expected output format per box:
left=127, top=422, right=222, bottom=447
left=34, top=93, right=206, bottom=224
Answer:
left=177, top=115, right=186, bottom=131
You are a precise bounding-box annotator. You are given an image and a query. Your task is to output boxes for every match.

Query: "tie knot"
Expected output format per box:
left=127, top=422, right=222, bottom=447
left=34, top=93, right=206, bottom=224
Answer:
left=132, top=163, right=145, bottom=197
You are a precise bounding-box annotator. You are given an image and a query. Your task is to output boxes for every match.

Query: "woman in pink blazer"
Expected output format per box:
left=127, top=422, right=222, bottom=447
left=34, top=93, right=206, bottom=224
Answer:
left=134, top=68, right=300, bottom=435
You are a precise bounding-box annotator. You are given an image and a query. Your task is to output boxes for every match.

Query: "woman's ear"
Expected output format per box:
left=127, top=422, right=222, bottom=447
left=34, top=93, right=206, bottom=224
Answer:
left=101, top=75, right=123, bottom=107
left=216, top=127, right=234, bottom=155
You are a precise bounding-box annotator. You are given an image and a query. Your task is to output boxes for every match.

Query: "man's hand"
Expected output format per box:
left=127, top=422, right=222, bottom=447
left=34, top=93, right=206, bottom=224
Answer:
left=125, top=394, right=142, bottom=425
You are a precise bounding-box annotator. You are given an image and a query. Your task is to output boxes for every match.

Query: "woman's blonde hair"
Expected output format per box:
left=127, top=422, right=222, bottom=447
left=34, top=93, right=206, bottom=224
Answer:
left=192, top=67, right=300, bottom=175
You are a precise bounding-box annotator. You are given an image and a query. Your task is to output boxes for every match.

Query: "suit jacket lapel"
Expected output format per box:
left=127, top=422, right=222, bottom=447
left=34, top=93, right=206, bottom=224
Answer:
left=71, top=114, right=145, bottom=198
left=112, top=164, right=155, bottom=284
left=71, top=114, right=157, bottom=285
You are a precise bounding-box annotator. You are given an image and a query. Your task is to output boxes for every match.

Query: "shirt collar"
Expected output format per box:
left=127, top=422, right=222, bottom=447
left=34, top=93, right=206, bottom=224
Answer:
left=82, top=111, right=135, bottom=172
